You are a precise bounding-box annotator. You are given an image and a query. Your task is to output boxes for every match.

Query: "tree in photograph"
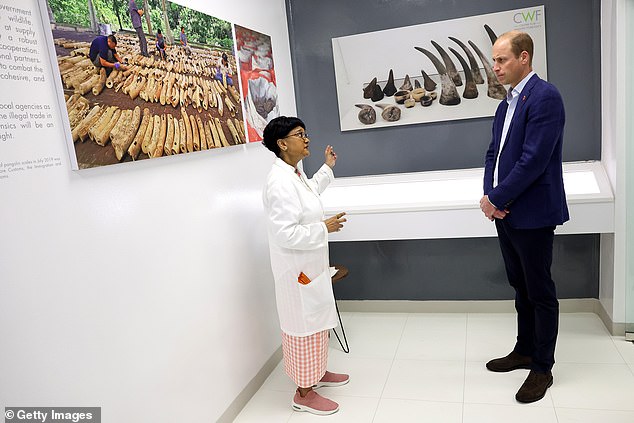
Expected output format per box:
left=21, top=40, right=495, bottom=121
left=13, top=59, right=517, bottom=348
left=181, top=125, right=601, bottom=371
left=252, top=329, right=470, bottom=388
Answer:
left=160, top=0, right=173, bottom=44
left=87, top=0, right=98, bottom=32
left=144, top=0, right=153, bottom=35
left=167, top=2, right=181, bottom=31
left=46, top=1, right=56, bottom=25
left=91, top=0, right=128, bottom=30
left=111, top=0, right=125, bottom=30
left=48, top=0, right=89, bottom=27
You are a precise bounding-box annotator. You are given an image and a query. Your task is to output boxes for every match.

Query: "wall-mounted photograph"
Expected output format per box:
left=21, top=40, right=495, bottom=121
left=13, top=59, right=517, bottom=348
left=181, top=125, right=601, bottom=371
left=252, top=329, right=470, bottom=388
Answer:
left=41, top=0, right=246, bottom=170
left=332, top=6, right=546, bottom=132
left=234, top=25, right=278, bottom=143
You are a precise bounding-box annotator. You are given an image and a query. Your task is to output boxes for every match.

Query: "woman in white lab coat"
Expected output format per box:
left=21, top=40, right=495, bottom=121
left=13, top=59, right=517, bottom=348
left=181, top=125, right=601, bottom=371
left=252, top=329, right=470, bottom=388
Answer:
left=262, top=116, right=349, bottom=415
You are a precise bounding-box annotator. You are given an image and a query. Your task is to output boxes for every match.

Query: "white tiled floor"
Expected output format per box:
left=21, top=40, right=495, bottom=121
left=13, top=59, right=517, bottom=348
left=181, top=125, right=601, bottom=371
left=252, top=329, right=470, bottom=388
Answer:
left=234, top=312, right=634, bottom=422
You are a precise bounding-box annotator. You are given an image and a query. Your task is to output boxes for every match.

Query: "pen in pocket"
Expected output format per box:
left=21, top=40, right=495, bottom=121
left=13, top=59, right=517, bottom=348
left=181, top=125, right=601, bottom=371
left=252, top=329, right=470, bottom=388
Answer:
left=298, top=272, right=311, bottom=285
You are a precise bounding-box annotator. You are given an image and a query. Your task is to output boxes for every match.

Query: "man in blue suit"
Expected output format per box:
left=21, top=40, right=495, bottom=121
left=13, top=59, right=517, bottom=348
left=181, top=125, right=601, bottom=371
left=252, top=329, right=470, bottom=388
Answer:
left=480, top=31, right=568, bottom=404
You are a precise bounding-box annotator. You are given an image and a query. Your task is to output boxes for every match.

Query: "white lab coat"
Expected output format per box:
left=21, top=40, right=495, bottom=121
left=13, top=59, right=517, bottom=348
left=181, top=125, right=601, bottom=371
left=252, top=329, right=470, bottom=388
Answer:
left=263, top=158, right=338, bottom=336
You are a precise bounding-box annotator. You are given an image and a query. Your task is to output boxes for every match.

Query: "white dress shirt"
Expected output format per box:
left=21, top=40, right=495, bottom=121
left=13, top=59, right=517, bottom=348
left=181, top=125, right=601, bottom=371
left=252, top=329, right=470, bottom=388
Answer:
left=493, top=71, right=536, bottom=187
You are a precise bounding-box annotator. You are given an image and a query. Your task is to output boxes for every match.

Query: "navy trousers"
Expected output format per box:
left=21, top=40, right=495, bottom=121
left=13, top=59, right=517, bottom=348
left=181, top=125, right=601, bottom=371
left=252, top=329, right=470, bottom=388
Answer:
left=495, top=219, right=559, bottom=372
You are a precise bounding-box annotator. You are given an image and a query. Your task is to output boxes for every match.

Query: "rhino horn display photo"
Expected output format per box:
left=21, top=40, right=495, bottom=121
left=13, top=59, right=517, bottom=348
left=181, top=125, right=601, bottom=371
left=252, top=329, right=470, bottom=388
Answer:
left=331, top=7, right=546, bottom=131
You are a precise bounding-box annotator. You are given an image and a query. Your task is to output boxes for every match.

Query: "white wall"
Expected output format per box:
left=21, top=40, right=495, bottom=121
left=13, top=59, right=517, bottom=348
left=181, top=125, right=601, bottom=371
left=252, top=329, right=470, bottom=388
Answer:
left=624, top=0, right=634, bottom=330
left=600, top=0, right=628, bottom=324
left=0, top=0, right=293, bottom=421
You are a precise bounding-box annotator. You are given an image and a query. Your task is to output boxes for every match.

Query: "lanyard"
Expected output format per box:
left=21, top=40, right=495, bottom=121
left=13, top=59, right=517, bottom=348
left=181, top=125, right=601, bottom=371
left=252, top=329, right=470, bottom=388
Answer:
left=294, top=168, right=312, bottom=191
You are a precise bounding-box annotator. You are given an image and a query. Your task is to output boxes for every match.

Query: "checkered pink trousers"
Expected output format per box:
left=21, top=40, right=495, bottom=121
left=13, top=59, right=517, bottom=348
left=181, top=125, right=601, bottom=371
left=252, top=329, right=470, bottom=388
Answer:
left=281, top=330, right=329, bottom=388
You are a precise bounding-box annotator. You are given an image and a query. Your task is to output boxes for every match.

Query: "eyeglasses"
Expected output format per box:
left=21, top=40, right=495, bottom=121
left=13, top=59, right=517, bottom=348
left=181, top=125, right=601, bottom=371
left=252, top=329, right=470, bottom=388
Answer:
left=284, top=131, right=309, bottom=140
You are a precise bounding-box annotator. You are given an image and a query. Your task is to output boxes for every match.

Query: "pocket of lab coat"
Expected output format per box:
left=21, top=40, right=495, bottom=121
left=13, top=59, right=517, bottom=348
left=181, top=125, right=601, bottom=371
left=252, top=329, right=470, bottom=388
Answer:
left=299, top=269, right=333, bottom=316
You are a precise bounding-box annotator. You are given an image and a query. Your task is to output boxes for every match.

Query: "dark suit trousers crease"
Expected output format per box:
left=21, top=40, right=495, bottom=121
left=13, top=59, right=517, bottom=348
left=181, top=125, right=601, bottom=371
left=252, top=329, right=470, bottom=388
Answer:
left=495, top=219, right=558, bottom=372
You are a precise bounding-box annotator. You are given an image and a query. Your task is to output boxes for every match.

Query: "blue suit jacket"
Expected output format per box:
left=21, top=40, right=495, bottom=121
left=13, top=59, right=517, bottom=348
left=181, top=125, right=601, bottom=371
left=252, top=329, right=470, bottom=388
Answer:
left=483, top=74, right=569, bottom=229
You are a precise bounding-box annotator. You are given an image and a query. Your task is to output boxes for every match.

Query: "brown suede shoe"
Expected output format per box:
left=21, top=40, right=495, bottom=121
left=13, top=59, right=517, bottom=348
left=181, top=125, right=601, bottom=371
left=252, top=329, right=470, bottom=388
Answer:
left=486, top=351, right=532, bottom=372
left=515, top=370, right=553, bottom=403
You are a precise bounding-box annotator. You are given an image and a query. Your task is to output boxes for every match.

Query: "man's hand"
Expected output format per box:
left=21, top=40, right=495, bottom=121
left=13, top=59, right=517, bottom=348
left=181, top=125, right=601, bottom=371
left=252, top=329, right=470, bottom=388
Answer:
left=480, top=195, right=508, bottom=221
left=113, top=62, right=128, bottom=71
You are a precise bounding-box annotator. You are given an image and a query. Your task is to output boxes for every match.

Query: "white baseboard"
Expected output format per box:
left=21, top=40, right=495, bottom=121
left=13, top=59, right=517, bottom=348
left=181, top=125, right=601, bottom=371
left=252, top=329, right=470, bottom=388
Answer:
left=217, top=346, right=282, bottom=423
left=592, top=299, right=626, bottom=336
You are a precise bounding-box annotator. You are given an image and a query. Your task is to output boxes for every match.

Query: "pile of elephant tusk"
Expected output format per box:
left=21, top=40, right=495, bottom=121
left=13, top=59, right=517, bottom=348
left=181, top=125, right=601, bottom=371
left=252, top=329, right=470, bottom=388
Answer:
left=55, top=32, right=246, bottom=165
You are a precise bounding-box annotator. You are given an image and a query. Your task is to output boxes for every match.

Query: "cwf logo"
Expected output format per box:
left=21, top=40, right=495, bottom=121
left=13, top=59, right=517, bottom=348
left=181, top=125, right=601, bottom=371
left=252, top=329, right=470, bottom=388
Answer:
left=514, top=9, right=542, bottom=24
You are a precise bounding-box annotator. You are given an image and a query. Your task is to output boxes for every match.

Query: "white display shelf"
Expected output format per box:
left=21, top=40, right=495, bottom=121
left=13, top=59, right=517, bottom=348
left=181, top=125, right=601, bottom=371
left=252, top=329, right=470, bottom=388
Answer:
left=322, top=161, right=614, bottom=241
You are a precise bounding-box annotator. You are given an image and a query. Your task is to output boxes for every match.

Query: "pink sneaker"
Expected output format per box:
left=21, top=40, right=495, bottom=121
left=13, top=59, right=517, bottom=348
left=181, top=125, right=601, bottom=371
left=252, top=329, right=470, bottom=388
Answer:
left=313, top=371, right=350, bottom=388
left=292, top=389, right=339, bottom=415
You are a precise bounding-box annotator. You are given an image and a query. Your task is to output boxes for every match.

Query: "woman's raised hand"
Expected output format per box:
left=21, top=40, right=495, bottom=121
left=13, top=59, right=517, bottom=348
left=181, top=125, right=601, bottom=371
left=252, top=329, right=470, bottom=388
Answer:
left=325, top=145, right=337, bottom=168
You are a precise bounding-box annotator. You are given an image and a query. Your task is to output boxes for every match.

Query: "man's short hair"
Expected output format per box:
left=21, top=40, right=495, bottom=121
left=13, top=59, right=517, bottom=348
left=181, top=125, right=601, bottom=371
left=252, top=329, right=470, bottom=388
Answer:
left=504, top=31, right=533, bottom=66
left=107, top=34, right=117, bottom=46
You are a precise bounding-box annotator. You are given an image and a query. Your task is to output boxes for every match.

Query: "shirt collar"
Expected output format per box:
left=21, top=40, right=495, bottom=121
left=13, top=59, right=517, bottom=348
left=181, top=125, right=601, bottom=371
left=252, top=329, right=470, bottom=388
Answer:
left=507, top=70, right=536, bottom=103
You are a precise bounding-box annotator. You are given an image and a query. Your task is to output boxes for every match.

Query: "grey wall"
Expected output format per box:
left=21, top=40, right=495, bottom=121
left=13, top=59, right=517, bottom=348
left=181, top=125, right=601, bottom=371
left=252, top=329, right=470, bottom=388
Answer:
left=286, top=0, right=602, bottom=301
left=286, top=0, right=601, bottom=177
left=330, top=235, right=599, bottom=300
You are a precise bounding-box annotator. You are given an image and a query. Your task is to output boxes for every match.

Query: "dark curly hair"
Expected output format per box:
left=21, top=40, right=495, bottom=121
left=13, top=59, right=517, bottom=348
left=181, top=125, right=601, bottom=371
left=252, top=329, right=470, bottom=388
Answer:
left=262, top=116, right=305, bottom=157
